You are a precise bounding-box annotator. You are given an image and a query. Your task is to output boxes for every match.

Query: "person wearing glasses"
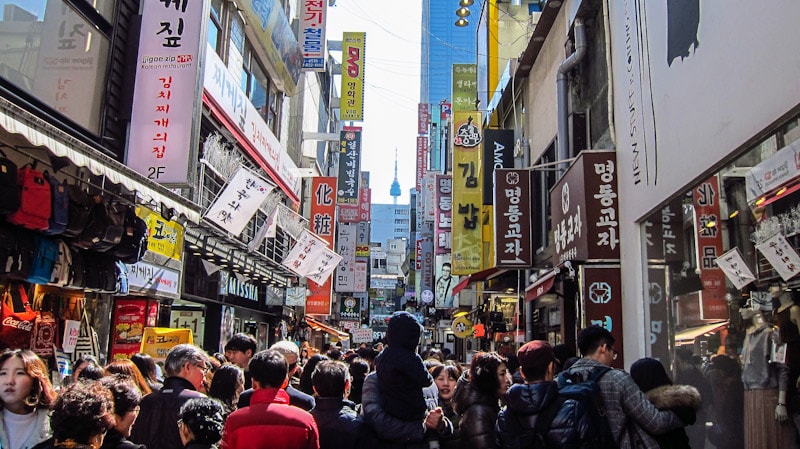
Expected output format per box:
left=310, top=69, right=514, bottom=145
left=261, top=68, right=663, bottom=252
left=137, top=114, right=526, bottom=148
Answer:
left=565, top=326, right=682, bottom=449
left=99, top=375, right=145, bottom=449
left=130, top=344, right=210, bottom=449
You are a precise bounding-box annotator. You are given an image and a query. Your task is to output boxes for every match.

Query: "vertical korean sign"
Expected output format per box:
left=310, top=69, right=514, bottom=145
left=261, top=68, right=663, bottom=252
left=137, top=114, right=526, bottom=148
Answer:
left=418, top=103, right=430, bottom=135
left=340, top=32, right=366, bottom=121
left=452, top=64, right=477, bottom=112
left=435, top=175, right=453, bottom=256
left=416, top=136, right=428, bottom=192
left=308, top=177, right=337, bottom=315
left=582, top=266, right=624, bottom=368
left=494, top=169, right=533, bottom=267
left=451, top=112, right=483, bottom=274
left=127, top=0, right=206, bottom=185
left=692, top=175, right=728, bottom=320
left=300, top=0, right=327, bottom=71
left=337, top=129, right=361, bottom=205
left=335, top=223, right=357, bottom=293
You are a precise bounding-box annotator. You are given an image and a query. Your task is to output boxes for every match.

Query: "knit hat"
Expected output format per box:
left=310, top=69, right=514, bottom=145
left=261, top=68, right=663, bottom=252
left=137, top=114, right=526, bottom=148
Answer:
left=386, top=311, right=422, bottom=350
left=179, top=397, right=225, bottom=445
left=630, top=357, right=672, bottom=393
left=517, top=340, right=557, bottom=374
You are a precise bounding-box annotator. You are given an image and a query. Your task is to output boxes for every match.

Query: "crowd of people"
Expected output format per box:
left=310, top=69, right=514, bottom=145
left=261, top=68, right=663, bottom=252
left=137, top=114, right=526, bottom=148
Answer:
left=0, top=313, right=715, bottom=449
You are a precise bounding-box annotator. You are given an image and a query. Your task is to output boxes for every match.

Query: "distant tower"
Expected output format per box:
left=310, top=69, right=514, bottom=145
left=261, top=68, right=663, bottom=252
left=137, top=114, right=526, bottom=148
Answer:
left=389, top=148, right=402, bottom=205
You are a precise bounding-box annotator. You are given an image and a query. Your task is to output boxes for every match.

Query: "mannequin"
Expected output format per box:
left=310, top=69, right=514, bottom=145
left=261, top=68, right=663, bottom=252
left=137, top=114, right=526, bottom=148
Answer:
left=772, top=283, right=800, bottom=440
left=740, top=306, right=796, bottom=449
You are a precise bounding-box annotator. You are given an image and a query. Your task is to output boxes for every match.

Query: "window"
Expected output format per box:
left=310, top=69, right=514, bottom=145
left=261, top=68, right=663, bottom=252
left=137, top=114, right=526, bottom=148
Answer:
left=207, top=0, right=223, bottom=53
left=241, top=41, right=282, bottom=136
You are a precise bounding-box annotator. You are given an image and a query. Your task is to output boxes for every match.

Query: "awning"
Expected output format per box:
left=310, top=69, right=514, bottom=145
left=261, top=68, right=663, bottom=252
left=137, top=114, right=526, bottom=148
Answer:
left=525, top=268, right=559, bottom=302
left=0, top=97, right=201, bottom=224
left=305, top=316, right=350, bottom=340
left=752, top=180, right=800, bottom=210
left=674, top=321, right=728, bottom=345
left=452, top=267, right=509, bottom=295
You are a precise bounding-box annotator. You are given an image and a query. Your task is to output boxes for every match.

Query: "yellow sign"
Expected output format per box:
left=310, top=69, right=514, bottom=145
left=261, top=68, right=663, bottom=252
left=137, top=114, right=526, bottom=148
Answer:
left=139, top=327, right=193, bottom=362
left=453, top=315, right=474, bottom=339
left=340, top=32, right=366, bottom=121
left=451, top=111, right=483, bottom=274
left=136, top=206, right=184, bottom=261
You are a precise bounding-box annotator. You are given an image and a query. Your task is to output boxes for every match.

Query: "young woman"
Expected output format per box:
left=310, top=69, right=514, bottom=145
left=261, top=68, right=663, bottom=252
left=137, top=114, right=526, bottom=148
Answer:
left=207, top=364, right=244, bottom=417
left=105, top=359, right=152, bottom=396
left=0, top=349, right=58, bottom=449
left=129, top=353, right=162, bottom=392
left=98, top=375, right=145, bottom=449
left=431, top=362, right=463, bottom=449
left=453, top=352, right=511, bottom=449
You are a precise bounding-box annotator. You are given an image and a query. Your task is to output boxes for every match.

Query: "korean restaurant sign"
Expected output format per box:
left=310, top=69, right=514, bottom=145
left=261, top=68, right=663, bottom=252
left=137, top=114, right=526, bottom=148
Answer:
left=340, top=32, right=366, bottom=121
left=582, top=265, right=624, bottom=368
left=203, top=44, right=301, bottom=200
left=204, top=166, right=275, bottom=236
left=299, top=0, right=328, bottom=71
left=127, top=0, right=208, bottom=184
left=238, top=0, right=302, bottom=95
left=418, top=104, right=430, bottom=134
left=494, top=169, right=533, bottom=268
left=136, top=206, right=184, bottom=261
left=451, top=112, right=483, bottom=274
left=452, top=64, right=477, bottom=112
left=335, top=223, right=357, bottom=293
left=551, top=151, right=620, bottom=265
left=416, top=137, right=428, bottom=191
left=337, top=130, right=361, bottom=205
left=435, top=175, right=453, bottom=255
left=692, top=175, right=728, bottom=320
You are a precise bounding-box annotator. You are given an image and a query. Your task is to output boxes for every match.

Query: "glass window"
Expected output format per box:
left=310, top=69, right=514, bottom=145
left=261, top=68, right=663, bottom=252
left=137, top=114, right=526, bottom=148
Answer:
left=0, top=0, right=111, bottom=134
left=207, top=0, right=222, bottom=53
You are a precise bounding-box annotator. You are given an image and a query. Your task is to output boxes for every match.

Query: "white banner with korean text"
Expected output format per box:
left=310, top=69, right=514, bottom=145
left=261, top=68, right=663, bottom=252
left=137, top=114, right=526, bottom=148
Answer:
left=282, top=230, right=343, bottom=283
left=204, top=166, right=275, bottom=236
left=756, top=233, right=800, bottom=282
left=714, top=247, right=756, bottom=290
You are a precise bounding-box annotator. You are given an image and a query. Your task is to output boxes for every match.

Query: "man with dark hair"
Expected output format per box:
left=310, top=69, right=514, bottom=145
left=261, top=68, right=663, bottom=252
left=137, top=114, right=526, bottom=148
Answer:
left=130, top=344, right=209, bottom=449
left=237, top=340, right=315, bottom=410
left=225, top=333, right=257, bottom=389
left=222, top=350, right=319, bottom=449
left=310, top=361, right=375, bottom=449
left=567, top=326, right=683, bottom=448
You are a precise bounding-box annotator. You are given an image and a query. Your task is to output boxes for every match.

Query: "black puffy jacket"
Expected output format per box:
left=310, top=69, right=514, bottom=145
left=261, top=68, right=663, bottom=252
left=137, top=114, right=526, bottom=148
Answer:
left=311, top=397, right=376, bottom=449
left=453, top=376, right=501, bottom=449
left=129, top=377, right=205, bottom=449
left=495, top=381, right=590, bottom=449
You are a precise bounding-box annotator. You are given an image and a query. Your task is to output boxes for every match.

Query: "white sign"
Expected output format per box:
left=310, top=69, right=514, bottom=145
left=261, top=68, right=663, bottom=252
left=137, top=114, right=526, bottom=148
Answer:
left=62, top=320, right=81, bottom=353
left=127, top=0, right=206, bottom=184
left=370, top=278, right=398, bottom=289
left=203, top=44, right=301, bottom=199
left=715, top=247, right=756, bottom=289
left=300, top=0, right=328, bottom=71
left=282, top=230, right=342, bottom=283
left=285, top=287, right=306, bottom=307
left=756, top=233, right=800, bottom=281
left=205, top=166, right=275, bottom=236
left=335, top=224, right=357, bottom=292
left=340, top=321, right=360, bottom=332
left=421, top=289, right=434, bottom=304
left=126, top=261, right=181, bottom=296
left=351, top=328, right=374, bottom=344
left=746, top=140, right=800, bottom=203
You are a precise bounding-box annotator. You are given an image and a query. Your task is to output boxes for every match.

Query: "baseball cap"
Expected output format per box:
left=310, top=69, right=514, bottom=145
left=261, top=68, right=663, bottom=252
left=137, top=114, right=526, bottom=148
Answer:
left=517, top=340, right=557, bottom=373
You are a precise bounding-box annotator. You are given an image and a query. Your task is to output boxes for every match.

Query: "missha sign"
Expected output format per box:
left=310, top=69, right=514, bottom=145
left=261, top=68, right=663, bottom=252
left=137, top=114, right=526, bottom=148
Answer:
left=551, top=151, right=621, bottom=265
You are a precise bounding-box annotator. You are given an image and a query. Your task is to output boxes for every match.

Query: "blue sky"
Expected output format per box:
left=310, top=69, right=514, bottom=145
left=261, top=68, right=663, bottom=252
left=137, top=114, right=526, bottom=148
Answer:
left=326, top=0, right=422, bottom=205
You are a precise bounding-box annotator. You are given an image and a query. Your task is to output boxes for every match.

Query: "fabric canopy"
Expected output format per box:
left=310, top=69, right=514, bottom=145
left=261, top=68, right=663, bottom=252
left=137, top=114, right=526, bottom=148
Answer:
left=305, top=316, right=350, bottom=340
left=452, top=267, right=509, bottom=295
left=674, top=321, right=729, bottom=345
left=525, top=268, right=559, bottom=302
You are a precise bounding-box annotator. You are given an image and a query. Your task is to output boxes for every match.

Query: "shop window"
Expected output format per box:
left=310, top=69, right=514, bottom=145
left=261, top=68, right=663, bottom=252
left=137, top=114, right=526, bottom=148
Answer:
left=207, top=0, right=223, bottom=54
left=0, top=0, right=111, bottom=134
left=240, top=41, right=281, bottom=136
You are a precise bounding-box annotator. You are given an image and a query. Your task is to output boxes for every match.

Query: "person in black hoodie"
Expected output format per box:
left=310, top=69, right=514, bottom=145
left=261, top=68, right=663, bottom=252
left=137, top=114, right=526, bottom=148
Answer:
left=630, top=357, right=701, bottom=449
left=99, top=375, right=145, bottom=449
left=374, top=311, right=434, bottom=421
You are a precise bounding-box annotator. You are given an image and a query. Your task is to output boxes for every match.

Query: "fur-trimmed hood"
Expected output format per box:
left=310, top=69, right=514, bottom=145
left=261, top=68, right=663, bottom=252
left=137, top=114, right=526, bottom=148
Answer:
left=646, top=384, right=702, bottom=410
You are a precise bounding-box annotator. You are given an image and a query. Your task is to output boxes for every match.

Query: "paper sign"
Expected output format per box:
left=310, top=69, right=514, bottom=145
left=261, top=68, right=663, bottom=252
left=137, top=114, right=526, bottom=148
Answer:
left=62, top=320, right=81, bottom=353
left=139, top=327, right=193, bottom=362
left=715, top=247, right=756, bottom=289
left=205, top=167, right=275, bottom=236
left=756, top=233, right=800, bottom=281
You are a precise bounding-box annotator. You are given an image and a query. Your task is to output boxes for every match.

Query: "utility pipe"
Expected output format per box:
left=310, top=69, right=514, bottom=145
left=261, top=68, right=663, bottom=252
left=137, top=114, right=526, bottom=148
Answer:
left=556, top=18, right=587, bottom=174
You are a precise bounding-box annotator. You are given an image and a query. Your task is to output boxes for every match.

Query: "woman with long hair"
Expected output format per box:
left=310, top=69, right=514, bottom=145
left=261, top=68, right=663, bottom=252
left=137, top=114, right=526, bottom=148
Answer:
left=207, top=364, right=244, bottom=417
left=453, top=352, right=511, bottom=449
left=431, top=361, right=463, bottom=449
left=105, top=359, right=151, bottom=396
left=129, top=353, right=162, bottom=392
left=0, top=349, right=58, bottom=449
left=298, top=354, right=328, bottom=396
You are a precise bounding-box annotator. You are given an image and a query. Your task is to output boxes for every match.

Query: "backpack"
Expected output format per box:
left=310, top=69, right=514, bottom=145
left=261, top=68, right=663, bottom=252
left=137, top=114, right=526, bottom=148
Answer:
left=65, top=246, right=86, bottom=289
left=73, top=197, right=125, bottom=252
left=500, top=393, right=567, bottom=449
left=27, top=235, right=60, bottom=285
left=84, top=254, right=117, bottom=293
left=0, top=149, right=20, bottom=214
left=4, top=227, right=36, bottom=281
left=63, top=185, right=94, bottom=238
left=555, top=365, right=619, bottom=449
left=43, top=172, right=69, bottom=235
left=7, top=165, right=51, bottom=230
left=113, top=205, right=149, bottom=263
left=50, top=239, right=73, bottom=287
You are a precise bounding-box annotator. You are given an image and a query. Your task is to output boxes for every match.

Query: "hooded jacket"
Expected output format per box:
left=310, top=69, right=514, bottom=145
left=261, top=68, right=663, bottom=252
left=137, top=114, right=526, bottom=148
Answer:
left=644, top=385, right=701, bottom=449
left=453, top=375, right=500, bottom=449
left=222, top=388, right=318, bottom=449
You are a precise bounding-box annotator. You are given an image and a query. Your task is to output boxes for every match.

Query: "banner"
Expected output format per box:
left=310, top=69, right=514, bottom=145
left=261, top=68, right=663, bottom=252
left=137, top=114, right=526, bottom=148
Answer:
left=337, top=130, right=361, bottom=205
left=340, top=32, right=366, bottom=121
left=494, top=169, right=533, bottom=267
left=139, top=327, right=193, bottom=362
left=756, top=233, right=800, bottom=281
left=204, top=166, right=275, bottom=236
left=715, top=247, right=756, bottom=289
left=692, top=175, right=728, bottom=320
left=127, top=0, right=206, bottom=184
left=299, top=0, right=327, bottom=71
left=282, top=230, right=342, bottom=283
left=335, top=224, right=357, bottom=292
left=582, top=266, right=624, bottom=368
left=137, top=206, right=184, bottom=261
left=452, top=64, right=477, bottom=112
left=285, top=287, right=306, bottom=306
left=451, top=111, right=483, bottom=274
left=416, top=137, right=428, bottom=192
left=311, top=177, right=337, bottom=242
left=435, top=254, right=459, bottom=308
left=435, top=176, right=453, bottom=255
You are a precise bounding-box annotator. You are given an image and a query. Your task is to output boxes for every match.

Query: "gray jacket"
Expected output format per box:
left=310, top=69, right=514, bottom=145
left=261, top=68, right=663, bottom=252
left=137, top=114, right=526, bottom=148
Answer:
left=0, top=408, right=51, bottom=449
left=567, top=358, right=682, bottom=449
left=741, top=323, right=790, bottom=390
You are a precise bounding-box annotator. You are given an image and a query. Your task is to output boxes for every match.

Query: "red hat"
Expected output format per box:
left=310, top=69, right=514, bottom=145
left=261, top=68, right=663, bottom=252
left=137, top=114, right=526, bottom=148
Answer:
left=517, top=340, right=557, bottom=372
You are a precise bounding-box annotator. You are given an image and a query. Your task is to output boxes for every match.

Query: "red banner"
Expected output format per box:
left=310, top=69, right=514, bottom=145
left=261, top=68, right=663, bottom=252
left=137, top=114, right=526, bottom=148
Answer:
left=418, top=103, right=429, bottom=134
left=110, top=299, right=158, bottom=360
left=307, top=177, right=337, bottom=315
left=692, top=175, right=728, bottom=320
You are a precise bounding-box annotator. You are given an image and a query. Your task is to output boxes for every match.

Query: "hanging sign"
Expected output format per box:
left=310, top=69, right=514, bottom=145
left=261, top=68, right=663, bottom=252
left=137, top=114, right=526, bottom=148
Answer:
left=715, top=247, right=756, bottom=289
left=139, top=327, right=193, bottom=362
left=205, top=167, right=275, bottom=236
left=282, top=230, right=342, bottom=284
left=452, top=315, right=474, bottom=339
left=756, top=233, right=800, bottom=281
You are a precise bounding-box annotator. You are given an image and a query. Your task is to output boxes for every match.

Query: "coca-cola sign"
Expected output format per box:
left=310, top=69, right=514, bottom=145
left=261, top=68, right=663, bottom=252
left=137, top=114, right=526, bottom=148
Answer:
left=3, top=316, right=34, bottom=331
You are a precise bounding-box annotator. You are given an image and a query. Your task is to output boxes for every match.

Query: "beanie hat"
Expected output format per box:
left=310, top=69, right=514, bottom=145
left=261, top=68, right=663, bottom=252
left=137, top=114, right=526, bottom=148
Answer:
left=387, top=311, right=422, bottom=351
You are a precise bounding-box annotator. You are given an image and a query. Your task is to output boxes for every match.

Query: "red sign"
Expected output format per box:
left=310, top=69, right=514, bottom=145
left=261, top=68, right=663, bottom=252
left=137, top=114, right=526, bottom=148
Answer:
left=308, top=177, right=337, bottom=315
left=339, top=187, right=371, bottom=223
left=110, top=299, right=158, bottom=360
left=416, top=137, right=428, bottom=191
left=494, top=169, right=533, bottom=267
left=582, top=266, right=624, bottom=368
left=692, top=175, right=728, bottom=320
left=418, top=103, right=429, bottom=134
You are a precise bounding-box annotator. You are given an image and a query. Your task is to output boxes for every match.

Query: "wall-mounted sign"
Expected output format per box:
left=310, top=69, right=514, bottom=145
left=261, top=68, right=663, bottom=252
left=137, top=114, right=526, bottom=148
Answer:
left=582, top=265, right=624, bottom=368
left=299, top=0, right=327, bottom=71
left=494, top=169, right=533, bottom=268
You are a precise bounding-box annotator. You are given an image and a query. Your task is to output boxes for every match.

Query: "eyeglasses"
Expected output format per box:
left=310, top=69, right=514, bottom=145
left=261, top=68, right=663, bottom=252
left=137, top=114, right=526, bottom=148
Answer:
left=129, top=407, right=141, bottom=415
left=607, top=345, right=618, bottom=361
left=195, top=364, right=209, bottom=374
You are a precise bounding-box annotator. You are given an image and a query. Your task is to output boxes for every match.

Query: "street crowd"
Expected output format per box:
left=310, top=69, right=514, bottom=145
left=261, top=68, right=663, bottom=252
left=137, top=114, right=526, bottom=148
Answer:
left=0, top=311, right=704, bottom=449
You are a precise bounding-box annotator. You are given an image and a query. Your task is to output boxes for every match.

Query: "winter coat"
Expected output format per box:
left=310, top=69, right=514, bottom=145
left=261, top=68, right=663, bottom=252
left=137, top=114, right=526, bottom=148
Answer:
left=100, top=429, right=146, bottom=449
left=453, top=376, right=500, bottom=449
left=129, top=376, right=205, bottom=449
left=222, top=388, right=318, bottom=449
left=0, top=408, right=51, bottom=449
left=644, top=385, right=701, bottom=449
left=310, top=397, right=375, bottom=449
left=374, top=346, right=433, bottom=421
left=439, top=399, right=461, bottom=449
left=361, top=372, right=426, bottom=449
left=237, top=385, right=315, bottom=411
left=495, top=381, right=592, bottom=449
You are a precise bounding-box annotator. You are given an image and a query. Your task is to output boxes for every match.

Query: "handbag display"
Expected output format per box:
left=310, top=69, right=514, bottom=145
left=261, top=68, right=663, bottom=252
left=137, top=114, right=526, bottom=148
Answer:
left=30, top=311, right=56, bottom=357
left=71, top=306, right=99, bottom=361
left=0, top=284, right=38, bottom=350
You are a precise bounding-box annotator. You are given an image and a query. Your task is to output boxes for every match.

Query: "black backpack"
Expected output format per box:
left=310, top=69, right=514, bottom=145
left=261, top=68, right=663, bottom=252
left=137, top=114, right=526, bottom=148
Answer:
left=84, top=254, right=117, bottom=293
left=73, top=197, right=125, bottom=252
left=499, top=392, right=567, bottom=449
left=65, top=246, right=86, bottom=289
left=0, top=149, right=20, bottom=214
left=43, top=172, right=69, bottom=235
left=3, top=226, right=35, bottom=281
left=555, top=365, right=619, bottom=449
left=113, top=205, right=149, bottom=263
left=63, top=185, right=94, bottom=238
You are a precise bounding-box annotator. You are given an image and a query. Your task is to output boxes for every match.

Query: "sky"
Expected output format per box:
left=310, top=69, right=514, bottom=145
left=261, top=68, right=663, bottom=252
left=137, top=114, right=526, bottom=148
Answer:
left=326, top=1, right=422, bottom=205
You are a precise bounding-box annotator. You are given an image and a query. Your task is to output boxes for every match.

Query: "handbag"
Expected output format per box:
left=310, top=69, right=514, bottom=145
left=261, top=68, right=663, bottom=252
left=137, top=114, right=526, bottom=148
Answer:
left=71, top=305, right=99, bottom=361
left=29, top=292, right=55, bottom=357
left=0, top=284, right=38, bottom=350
